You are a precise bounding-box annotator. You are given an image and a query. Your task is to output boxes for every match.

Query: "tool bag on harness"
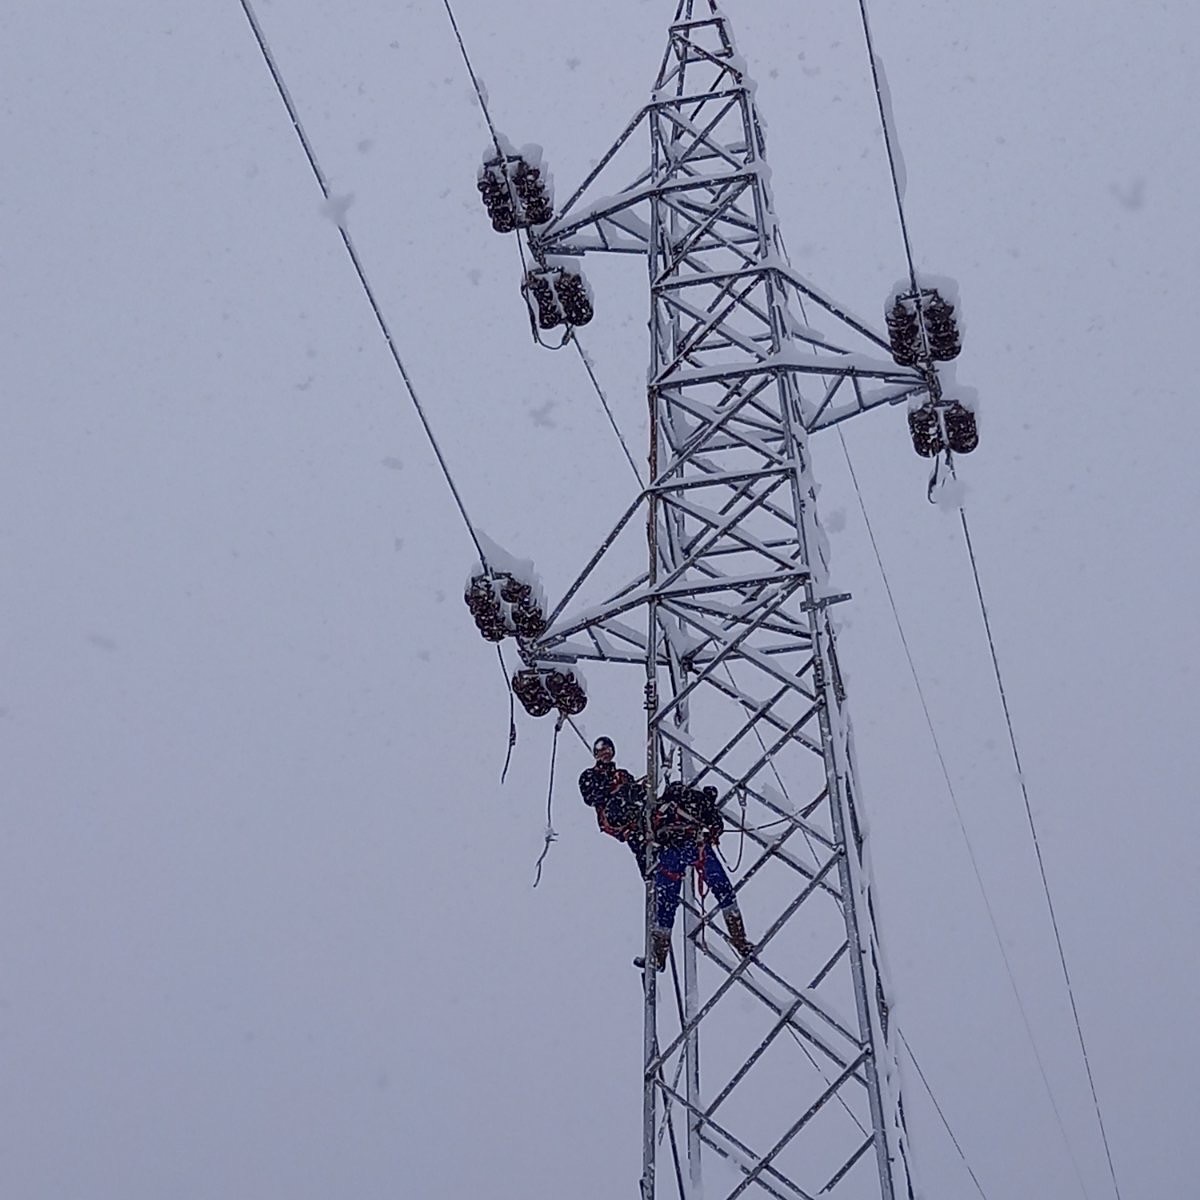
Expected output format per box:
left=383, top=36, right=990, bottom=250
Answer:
left=653, top=781, right=724, bottom=847
left=599, top=773, right=644, bottom=842
left=579, top=765, right=644, bottom=843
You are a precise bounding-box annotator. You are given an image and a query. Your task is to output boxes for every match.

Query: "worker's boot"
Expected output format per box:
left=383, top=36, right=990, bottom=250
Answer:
left=652, top=928, right=671, bottom=971
left=634, top=928, right=672, bottom=973
left=723, top=907, right=755, bottom=958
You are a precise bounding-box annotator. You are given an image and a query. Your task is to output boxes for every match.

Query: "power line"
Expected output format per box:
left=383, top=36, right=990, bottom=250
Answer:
left=570, top=333, right=645, bottom=486
left=236, top=0, right=487, bottom=566
left=855, top=0, right=918, bottom=295
left=898, top=1029, right=990, bottom=1200
left=837, top=430, right=1093, bottom=1200
left=439, top=0, right=646, bottom=485
left=854, top=2, right=1124, bottom=1193
left=956, top=501, right=1124, bottom=1200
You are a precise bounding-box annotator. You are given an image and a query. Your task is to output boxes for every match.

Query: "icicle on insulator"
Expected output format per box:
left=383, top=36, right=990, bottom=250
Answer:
left=908, top=404, right=944, bottom=458
left=525, top=271, right=565, bottom=330
left=556, top=271, right=594, bottom=327
left=943, top=402, right=978, bottom=454
left=545, top=670, right=587, bottom=716
left=886, top=298, right=921, bottom=367
left=512, top=669, right=555, bottom=718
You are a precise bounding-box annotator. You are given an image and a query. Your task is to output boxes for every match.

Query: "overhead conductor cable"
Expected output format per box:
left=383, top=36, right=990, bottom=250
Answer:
left=236, top=0, right=487, bottom=568
left=855, top=3, right=1124, bottom=1199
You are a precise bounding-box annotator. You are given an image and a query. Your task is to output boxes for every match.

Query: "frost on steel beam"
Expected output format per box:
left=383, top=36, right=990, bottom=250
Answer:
left=517, top=7, right=916, bottom=1199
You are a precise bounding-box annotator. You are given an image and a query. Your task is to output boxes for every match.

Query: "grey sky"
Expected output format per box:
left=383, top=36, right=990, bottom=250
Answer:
left=2, top=2, right=1198, bottom=1197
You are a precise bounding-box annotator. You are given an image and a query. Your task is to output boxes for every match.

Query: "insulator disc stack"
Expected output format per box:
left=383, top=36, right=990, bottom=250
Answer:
left=943, top=401, right=978, bottom=454
left=545, top=669, right=587, bottom=715
left=510, top=666, right=587, bottom=718
left=477, top=153, right=554, bottom=233
left=555, top=270, right=594, bottom=326
left=524, top=267, right=594, bottom=330
left=923, top=292, right=961, bottom=361
left=886, top=297, right=921, bottom=367
left=885, top=287, right=962, bottom=367
left=512, top=159, right=554, bottom=225
left=907, top=404, right=944, bottom=458
left=512, top=668, right=556, bottom=717
left=464, top=573, right=508, bottom=641
left=499, top=576, right=548, bottom=639
left=477, top=159, right=519, bottom=233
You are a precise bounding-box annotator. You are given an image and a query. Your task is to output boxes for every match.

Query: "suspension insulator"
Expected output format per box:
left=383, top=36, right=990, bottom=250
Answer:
left=886, top=297, right=921, bottom=367
left=512, top=668, right=555, bottom=717
left=545, top=669, right=588, bottom=716
left=907, top=404, right=944, bottom=458
left=512, top=160, right=554, bottom=225
left=498, top=576, right=528, bottom=604
left=477, top=158, right=519, bottom=233
left=943, top=402, right=978, bottom=454
left=511, top=598, right=547, bottom=639
left=887, top=288, right=963, bottom=365
left=494, top=574, right=546, bottom=640
left=525, top=270, right=565, bottom=330
left=478, top=154, right=554, bottom=231
left=556, top=270, right=594, bottom=327
left=922, top=292, right=961, bottom=362
left=464, top=574, right=509, bottom=642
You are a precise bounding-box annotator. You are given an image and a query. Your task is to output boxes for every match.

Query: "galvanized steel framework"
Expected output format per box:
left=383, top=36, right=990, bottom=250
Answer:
left=529, top=5, right=938, bottom=1198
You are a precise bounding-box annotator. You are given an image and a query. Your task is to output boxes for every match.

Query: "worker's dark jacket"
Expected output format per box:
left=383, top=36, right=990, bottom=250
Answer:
left=579, top=763, right=647, bottom=871
left=580, top=769, right=724, bottom=873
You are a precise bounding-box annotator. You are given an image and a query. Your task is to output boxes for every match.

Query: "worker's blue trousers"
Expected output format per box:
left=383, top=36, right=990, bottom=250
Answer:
left=653, top=842, right=737, bottom=932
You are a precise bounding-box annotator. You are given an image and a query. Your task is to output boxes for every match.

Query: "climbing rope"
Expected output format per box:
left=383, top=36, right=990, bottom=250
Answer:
left=496, top=646, right=518, bottom=784
left=532, top=714, right=565, bottom=887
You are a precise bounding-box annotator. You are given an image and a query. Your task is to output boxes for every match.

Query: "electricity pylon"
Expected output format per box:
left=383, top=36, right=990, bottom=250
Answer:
left=506, top=4, right=951, bottom=1197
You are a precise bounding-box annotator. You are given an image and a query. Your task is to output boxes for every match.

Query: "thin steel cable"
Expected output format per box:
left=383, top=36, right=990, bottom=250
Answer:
left=957, top=503, right=1123, bottom=1200
left=237, top=0, right=486, bottom=565
left=837, top=429, right=1093, bottom=1200
left=855, top=0, right=918, bottom=295
left=439, top=0, right=505, bottom=154
left=570, top=333, right=645, bottom=485
left=897, top=1029, right=990, bottom=1200
left=564, top=713, right=593, bottom=752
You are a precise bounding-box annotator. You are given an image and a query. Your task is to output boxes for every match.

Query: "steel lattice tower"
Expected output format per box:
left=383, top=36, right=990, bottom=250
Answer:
left=512, top=4, right=943, bottom=1198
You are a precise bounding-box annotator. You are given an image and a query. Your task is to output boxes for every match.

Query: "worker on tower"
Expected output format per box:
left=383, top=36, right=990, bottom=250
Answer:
left=578, top=736, right=647, bottom=874
left=579, top=736, right=755, bottom=970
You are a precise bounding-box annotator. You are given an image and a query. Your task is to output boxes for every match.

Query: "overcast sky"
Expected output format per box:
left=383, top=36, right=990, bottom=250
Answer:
left=2, top=2, right=1198, bottom=1198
